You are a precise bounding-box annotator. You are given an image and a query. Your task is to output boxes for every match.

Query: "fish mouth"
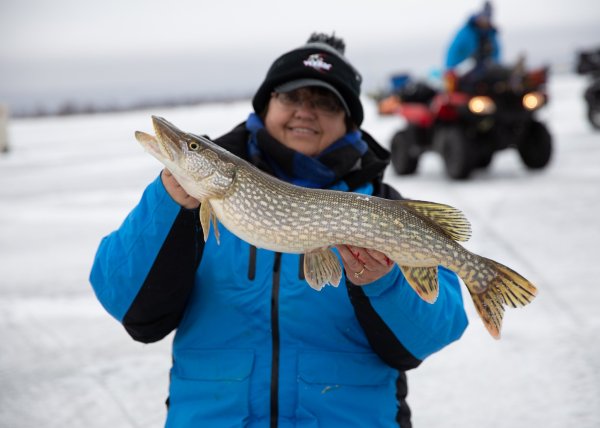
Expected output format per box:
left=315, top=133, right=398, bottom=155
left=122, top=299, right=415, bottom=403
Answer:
left=134, top=130, right=168, bottom=160
left=134, top=116, right=185, bottom=162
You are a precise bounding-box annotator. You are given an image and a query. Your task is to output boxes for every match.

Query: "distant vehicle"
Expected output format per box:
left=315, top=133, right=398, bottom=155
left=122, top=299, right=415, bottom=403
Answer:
left=576, top=48, right=600, bottom=130
left=378, top=64, right=552, bottom=179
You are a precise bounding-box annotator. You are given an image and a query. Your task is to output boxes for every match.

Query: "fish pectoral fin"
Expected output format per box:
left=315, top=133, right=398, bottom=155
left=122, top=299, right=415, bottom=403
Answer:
left=303, top=248, right=342, bottom=291
left=211, top=210, right=220, bottom=245
left=398, top=265, right=439, bottom=303
left=199, top=202, right=211, bottom=242
left=199, top=201, right=220, bottom=244
left=400, top=200, right=472, bottom=242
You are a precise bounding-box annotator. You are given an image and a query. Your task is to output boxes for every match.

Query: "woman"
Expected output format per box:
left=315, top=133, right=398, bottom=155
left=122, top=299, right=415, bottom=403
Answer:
left=90, top=33, right=468, bottom=427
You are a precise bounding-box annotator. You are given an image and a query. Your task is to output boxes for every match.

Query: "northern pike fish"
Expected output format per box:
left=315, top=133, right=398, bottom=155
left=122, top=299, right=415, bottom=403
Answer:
left=135, top=116, right=537, bottom=339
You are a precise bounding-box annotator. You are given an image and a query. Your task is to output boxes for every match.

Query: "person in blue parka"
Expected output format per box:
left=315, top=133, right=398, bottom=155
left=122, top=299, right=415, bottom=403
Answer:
left=90, top=32, right=468, bottom=428
left=445, top=1, right=501, bottom=90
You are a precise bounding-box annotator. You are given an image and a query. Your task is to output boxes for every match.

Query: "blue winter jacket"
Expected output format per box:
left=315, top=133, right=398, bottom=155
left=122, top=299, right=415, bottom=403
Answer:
left=90, top=124, right=468, bottom=427
left=445, top=16, right=500, bottom=69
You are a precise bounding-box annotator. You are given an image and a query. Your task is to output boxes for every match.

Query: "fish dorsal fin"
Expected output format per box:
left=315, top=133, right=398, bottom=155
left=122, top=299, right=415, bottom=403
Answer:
left=199, top=200, right=220, bottom=244
left=400, top=200, right=472, bottom=242
left=398, top=265, right=439, bottom=303
left=303, top=248, right=342, bottom=291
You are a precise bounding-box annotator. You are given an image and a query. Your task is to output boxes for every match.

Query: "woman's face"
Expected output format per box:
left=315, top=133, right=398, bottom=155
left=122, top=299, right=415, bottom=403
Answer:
left=264, top=87, right=348, bottom=157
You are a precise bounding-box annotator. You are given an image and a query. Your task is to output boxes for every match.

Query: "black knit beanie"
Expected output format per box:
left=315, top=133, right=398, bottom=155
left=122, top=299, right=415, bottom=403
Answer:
left=252, top=33, right=364, bottom=126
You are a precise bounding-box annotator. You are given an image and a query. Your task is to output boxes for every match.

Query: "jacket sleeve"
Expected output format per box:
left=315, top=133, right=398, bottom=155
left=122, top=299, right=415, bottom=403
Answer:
left=347, top=266, right=468, bottom=369
left=445, top=25, right=476, bottom=68
left=89, top=174, right=202, bottom=343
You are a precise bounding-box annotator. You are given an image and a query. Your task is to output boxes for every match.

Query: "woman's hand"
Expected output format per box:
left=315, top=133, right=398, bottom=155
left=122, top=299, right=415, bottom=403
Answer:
left=335, top=245, right=394, bottom=285
left=161, top=168, right=200, bottom=209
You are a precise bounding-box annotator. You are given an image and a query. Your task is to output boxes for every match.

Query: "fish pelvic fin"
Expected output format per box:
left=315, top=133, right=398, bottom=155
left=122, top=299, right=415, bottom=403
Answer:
left=199, top=201, right=220, bottom=244
left=401, top=200, right=472, bottom=242
left=463, top=257, right=538, bottom=339
left=303, top=248, right=342, bottom=291
left=399, top=265, right=439, bottom=303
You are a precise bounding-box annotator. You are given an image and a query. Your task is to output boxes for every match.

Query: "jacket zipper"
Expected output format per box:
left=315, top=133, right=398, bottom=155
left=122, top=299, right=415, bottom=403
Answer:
left=270, top=252, right=282, bottom=428
left=298, top=254, right=305, bottom=280
left=248, top=245, right=257, bottom=280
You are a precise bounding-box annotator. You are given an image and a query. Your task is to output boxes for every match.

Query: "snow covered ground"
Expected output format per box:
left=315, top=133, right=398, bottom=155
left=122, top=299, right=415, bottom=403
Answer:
left=0, top=72, right=599, bottom=427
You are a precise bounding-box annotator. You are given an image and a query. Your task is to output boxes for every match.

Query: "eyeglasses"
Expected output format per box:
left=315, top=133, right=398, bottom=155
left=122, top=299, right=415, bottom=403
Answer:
left=272, top=88, right=344, bottom=115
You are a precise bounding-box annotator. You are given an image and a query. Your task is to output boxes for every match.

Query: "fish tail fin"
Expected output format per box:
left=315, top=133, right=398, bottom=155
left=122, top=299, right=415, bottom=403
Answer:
left=462, top=256, right=537, bottom=339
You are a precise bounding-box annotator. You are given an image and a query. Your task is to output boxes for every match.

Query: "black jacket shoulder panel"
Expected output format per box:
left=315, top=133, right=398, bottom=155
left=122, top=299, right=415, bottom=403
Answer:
left=361, top=129, right=391, bottom=164
left=343, top=129, right=391, bottom=191
left=213, top=122, right=250, bottom=159
left=376, top=181, right=403, bottom=201
left=122, top=208, right=202, bottom=343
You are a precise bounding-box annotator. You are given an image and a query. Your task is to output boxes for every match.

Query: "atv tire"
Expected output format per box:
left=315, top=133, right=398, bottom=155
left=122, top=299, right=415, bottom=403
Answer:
left=437, top=126, right=474, bottom=179
left=518, top=121, right=552, bottom=169
left=475, top=144, right=494, bottom=169
left=587, top=104, right=600, bottom=130
left=391, top=129, right=419, bottom=175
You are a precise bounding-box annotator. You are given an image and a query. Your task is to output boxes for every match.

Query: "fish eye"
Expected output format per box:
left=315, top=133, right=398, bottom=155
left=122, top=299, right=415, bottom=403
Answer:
left=188, top=141, right=200, bottom=151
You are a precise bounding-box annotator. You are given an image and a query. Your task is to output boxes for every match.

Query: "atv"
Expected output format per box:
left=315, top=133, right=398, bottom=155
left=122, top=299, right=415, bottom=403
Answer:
left=378, top=63, right=553, bottom=179
left=576, top=48, right=600, bottom=130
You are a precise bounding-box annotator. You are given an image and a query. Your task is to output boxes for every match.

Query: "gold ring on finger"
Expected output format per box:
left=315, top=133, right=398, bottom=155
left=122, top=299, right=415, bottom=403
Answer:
left=354, top=267, right=366, bottom=279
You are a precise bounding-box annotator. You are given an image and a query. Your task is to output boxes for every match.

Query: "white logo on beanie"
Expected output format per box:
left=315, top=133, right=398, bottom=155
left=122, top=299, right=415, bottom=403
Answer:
left=303, top=54, right=332, bottom=72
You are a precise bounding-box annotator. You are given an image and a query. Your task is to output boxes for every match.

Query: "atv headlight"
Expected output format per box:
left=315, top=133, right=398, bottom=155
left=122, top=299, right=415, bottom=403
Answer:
left=523, top=92, right=545, bottom=110
left=468, top=96, right=496, bottom=115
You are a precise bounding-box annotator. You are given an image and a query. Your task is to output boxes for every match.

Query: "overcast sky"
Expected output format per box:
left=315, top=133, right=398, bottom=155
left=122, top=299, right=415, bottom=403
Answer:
left=1, top=0, right=599, bottom=113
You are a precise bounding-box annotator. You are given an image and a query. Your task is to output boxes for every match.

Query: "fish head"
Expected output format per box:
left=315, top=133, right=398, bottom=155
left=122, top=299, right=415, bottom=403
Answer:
left=135, top=116, right=236, bottom=200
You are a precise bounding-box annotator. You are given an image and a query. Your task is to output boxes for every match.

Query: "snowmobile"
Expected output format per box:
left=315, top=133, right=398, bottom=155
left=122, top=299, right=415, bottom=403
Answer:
left=576, top=48, right=600, bottom=130
left=378, top=63, right=552, bottom=179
